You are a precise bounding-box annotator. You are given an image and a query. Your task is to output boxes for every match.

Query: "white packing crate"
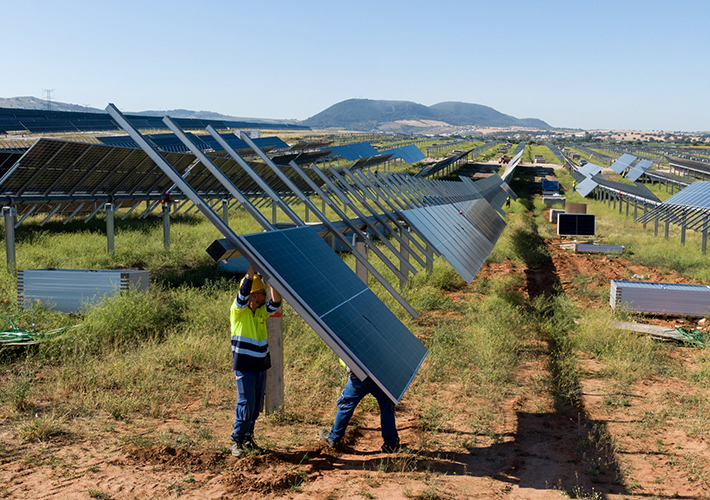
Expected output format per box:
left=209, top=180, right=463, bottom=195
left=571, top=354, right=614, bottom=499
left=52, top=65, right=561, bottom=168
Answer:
left=17, top=269, right=150, bottom=313
left=610, top=280, right=710, bottom=317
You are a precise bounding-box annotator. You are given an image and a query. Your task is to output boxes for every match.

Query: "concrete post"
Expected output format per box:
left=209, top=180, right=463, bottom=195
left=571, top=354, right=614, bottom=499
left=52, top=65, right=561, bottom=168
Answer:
left=105, top=203, right=115, bottom=255
left=162, top=203, right=171, bottom=250
left=3, top=207, right=16, bottom=271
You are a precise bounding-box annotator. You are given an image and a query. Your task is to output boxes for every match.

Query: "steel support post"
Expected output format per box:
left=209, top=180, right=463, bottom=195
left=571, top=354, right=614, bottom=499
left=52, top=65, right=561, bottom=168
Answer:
left=654, top=216, right=659, bottom=236
left=162, top=203, right=171, bottom=250
left=222, top=198, right=229, bottom=225
left=354, top=233, right=368, bottom=285
left=664, top=220, right=670, bottom=240
left=399, top=231, right=409, bottom=290
left=643, top=201, right=647, bottom=229
left=681, top=211, right=686, bottom=245
left=702, top=215, right=708, bottom=255
left=3, top=207, right=16, bottom=271
left=633, top=199, right=637, bottom=219
left=426, top=244, right=434, bottom=275
left=626, top=198, right=629, bottom=217
left=272, top=199, right=277, bottom=223
left=105, top=203, right=115, bottom=255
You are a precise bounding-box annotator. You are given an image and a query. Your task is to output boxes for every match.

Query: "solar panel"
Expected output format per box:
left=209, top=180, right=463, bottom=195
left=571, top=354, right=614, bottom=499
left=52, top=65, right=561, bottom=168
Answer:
left=575, top=177, right=598, bottom=197
left=625, top=159, right=653, bottom=182
left=558, top=213, right=595, bottom=236
left=377, top=144, right=426, bottom=164
left=609, top=153, right=637, bottom=174
left=401, top=204, right=495, bottom=283
left=577, top=162, right=603, bottom=178
left=326, top=142, right=379, bottom=161
left=454, top=198, right=506, bottom=244
left=241, top=226, right=428, bottom=403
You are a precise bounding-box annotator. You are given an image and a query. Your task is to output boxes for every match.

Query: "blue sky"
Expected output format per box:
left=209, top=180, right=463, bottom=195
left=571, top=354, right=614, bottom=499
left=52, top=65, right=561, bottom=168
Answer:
left=3, top=0, right=708, bottom=132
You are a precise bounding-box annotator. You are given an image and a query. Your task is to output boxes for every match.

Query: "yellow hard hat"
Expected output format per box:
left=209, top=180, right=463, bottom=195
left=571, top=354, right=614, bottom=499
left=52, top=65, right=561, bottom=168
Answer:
left=240, top=274, right=265, bottom=293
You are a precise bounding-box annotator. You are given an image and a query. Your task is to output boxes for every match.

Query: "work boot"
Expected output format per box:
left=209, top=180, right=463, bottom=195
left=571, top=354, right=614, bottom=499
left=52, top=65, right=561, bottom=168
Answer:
left=230, top=439, right=246, bottom=457
left=244, top=434, right=264, bottom=452
left=381, top=440, right=403, bottom=453
left=319, top=428, right=336, bottom=449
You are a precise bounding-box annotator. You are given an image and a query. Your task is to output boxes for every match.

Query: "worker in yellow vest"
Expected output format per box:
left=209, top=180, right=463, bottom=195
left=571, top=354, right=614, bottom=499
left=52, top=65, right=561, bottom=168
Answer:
left=229, top=264, right=281, bottom=457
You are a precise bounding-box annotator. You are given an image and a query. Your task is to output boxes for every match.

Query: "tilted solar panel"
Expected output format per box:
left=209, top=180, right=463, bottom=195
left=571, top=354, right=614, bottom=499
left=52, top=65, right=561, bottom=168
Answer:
left=454, top=198, right=506, bottom=244
left=378, top=144, right=426, bottom=164
left=240, top=226, right=428, bottom=403
left=402, top=204, right=495, bottom=283
left=625, top=159, right=653, bottom=182
left=577, top=162, right=603, bottom=178
left=575, top=177, right=599, bottom=197
left=326, top=142, right=379, bottom=161
left=609, top=153, right=637, bottom=174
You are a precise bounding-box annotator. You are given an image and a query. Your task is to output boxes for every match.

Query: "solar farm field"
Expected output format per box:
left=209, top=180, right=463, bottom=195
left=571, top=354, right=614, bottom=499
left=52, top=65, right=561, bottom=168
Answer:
left=1, top=162, right=710, bottom=499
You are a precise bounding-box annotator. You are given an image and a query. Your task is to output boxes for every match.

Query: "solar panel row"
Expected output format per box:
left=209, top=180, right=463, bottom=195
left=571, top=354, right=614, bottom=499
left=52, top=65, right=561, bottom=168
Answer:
left=0, top=107, right=310, bottom=134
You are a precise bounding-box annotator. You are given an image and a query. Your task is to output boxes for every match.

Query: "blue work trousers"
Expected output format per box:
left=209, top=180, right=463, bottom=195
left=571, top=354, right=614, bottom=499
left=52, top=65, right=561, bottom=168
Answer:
left=231, top=369, right=266, bottom=442
left=328, top=374, right=398, bottom=447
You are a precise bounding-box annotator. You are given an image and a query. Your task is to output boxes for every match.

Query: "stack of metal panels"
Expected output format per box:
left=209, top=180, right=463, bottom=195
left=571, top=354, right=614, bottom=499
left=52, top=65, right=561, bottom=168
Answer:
left=17, top=269, right=150, bottom=313
left=610, top=280, right=710, bottom=316
left=574, top=243, right=624, bottom=254
left=549, top=208, right=565, bottom=223
left=542, top=179, right=560, bottom=192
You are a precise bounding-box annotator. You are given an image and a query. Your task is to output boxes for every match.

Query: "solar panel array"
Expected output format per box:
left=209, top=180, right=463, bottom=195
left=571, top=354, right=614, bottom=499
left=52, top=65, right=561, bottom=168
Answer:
left=2, top=101, right=519, bottom=404
left=103, top=104, right=435, bottom=403
left=638, top=181, right=710, bottom=230
left=0, top=138, right=327, bottom=216
left=0, top=107, right=309, bottom=134
left=98, top=133, right=288, bottom=155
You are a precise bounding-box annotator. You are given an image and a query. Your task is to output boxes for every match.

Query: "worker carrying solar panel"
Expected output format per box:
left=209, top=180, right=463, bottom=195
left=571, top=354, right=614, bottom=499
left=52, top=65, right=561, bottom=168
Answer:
left=229, top=264, right=282, bottom=458
left=319, top=359, right=402, bottom=453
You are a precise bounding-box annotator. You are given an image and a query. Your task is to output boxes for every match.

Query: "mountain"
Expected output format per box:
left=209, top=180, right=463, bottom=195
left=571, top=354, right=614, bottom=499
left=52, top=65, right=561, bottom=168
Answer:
left=302, top=98, right=551, bottom=132
left=301, top=99, right=437, bottom=130
left=429, top=101, right=550, bottom=129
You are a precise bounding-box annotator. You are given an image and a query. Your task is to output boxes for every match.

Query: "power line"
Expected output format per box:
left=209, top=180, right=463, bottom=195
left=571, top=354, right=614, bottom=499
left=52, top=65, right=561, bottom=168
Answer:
left=42, top=89, right=54, bottom=110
